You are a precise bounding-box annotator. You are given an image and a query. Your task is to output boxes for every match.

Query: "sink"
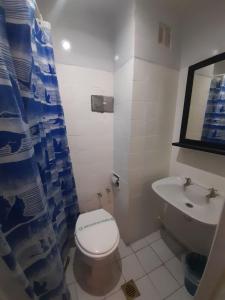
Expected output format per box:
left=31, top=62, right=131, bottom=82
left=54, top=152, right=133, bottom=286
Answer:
left=152, top=177, right=224, bottom=226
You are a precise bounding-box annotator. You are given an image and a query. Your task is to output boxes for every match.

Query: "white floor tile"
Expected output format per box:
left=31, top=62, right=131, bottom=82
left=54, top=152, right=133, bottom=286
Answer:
left=105, top=290, right=126, bottom=300
left=151, top=239, right=174, bottom=262
left=118, top=239, right=133, bottom=259
left=145, top=231, right=161, bottom=245
left=135, top=276, right=162, bottom=300
left=166, top=257, right=184, bottom=285
left=149, top=266, right=179, bottom=299
left=122, top=254, right=145, bottom=282
left=162, top=232, right=185, bottom=256
left=166, top=287, right=193, bottom=300
left=130, top=237, right=148, bottom=252
left=136, top=246, right=162, bottom=273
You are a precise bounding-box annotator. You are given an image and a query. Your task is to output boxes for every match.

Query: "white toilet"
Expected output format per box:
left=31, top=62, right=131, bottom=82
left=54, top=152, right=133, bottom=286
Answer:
left=75, top=208, right=120, bottom=259
left=74, top=209, right=121, bottom=296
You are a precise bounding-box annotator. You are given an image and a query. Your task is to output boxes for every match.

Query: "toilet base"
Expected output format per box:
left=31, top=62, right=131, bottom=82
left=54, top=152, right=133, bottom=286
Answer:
left=73, top=247, right=121, bottom=296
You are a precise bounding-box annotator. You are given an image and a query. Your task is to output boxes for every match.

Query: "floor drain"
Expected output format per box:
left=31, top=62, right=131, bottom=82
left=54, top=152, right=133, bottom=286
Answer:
left=121, top=280, right=140, bottom=299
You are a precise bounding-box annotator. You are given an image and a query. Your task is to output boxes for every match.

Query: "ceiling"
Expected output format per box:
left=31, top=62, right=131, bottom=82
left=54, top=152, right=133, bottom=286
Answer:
left=36, top=0, right=197, bottom=39
left=37, top=0, right=130, bottom=30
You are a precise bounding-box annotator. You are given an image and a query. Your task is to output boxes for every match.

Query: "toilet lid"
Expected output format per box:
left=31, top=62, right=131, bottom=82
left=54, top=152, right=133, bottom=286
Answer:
left=75, top=209, right=119, bottom=255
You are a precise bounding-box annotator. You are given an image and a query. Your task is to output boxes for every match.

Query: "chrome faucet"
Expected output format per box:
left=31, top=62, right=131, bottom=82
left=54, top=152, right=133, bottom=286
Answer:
left=206, top=188, right=219, bottom=201
left=184, top=177, right=192, bottom=189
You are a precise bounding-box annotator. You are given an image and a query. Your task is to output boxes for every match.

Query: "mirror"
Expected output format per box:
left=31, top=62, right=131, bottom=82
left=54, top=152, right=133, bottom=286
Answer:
left=173, top=52, right=225, bottom=155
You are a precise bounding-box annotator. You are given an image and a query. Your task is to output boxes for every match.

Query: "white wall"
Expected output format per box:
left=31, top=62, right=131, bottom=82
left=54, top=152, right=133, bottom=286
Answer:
left=52, top=27, right=114, bottom=72
left=171, top=70, right=225, bottom=300
left=114, top=0, right=135, bottom=70
left=170, top=72, right=225, bottom=195
left=128, top=58, right=178, bottom=241
left=195, top=204, right=225, bottom=300
left=37, top=0, right=115, bottom=72
left=57, top=64, right=114, bottom=213
left=170, top=1, right=225, bottom=297
left=170, top=0, right=225, bottom=214
left=180, top=0, right=225, bottom=68
left=113, top=58, right=134, bottom=241
left=135, top=0, right=181, bottom=70
left=113, top=0, right=181, bottom=243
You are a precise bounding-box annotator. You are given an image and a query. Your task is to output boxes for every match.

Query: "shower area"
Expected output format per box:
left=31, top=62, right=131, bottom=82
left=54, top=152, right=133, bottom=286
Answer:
left=0, top=1, right=79, bottom=299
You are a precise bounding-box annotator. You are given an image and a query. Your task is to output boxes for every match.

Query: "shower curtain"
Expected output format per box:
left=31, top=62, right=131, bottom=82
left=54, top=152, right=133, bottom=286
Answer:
left=202, top=74, right=225, bottom=143
left=0, top=0, right=79, bottom=299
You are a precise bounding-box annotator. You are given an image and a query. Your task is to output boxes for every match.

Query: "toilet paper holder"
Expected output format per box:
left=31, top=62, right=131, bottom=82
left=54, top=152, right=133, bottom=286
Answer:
left=112, top=173, right=120, bottom=187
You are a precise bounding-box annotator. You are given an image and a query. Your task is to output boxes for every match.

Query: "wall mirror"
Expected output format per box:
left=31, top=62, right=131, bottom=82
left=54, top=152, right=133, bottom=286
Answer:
left=173, top=52, right=225, bottom=155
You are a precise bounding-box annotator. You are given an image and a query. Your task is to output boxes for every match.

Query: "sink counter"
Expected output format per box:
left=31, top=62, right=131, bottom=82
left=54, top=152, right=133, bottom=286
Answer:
left=152, top=177, right=224, bottom=226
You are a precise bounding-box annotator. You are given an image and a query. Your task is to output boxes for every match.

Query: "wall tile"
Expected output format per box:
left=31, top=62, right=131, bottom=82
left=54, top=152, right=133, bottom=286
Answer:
left=57, top=63, right=113, bottom=209
left=123, top=58, right=178, bottom=243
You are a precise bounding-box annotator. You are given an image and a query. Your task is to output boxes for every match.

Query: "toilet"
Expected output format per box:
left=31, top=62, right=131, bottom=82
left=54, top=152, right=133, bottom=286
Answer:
left=74, top=209, right=121, bottom=295
left=75, top=208, right=120, bottom=259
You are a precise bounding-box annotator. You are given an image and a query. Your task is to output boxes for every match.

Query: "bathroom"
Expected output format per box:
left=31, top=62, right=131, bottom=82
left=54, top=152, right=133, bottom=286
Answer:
left=0, top=0, right=225, bottom=299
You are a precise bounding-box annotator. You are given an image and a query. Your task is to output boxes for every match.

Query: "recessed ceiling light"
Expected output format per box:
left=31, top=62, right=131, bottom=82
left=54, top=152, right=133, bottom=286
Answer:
left=114, top=55, right=120, bottom=61
left=61, top=39, right=71, bottom=51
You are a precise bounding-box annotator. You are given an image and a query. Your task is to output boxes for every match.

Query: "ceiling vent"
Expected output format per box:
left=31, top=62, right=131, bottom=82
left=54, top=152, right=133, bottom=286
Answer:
left=158, top=23, right=172, bottom=48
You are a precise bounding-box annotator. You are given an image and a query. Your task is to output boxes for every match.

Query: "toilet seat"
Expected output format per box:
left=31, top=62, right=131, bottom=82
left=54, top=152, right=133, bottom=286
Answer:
left=75, top=209, right=120, bottom=259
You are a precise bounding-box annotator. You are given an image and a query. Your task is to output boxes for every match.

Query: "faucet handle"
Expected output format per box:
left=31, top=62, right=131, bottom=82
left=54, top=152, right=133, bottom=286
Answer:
left=206, top=187, right=219, bottom=199
left=185, top=177, right=192, bottom=184
left=183, top=177, right=193, bottom=189
left=208, top=187, right=218, bottom=193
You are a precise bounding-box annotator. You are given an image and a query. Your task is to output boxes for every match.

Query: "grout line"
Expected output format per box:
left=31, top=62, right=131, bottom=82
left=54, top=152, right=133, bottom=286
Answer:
left=129, top=234, right=162, bottom=254
left=72, top=234, right=184, bottom=300
left=164, top=261, right=184, bottom=287
left=134, top=245, right=161, bottom=276
left=145, top=234, right=162, bottom=246
left=146, top=259, right=185, bottom=300
left=149, top=242, right=175, bottom=264
left=147, top=246, right=183, bottom=284
left=144, top=240, right=186, bottom=299
left=147, top=271, right=183, bottom=300
left=164, top=285, right=184, bottom=300
left=150, top=246, right=172, bottom=264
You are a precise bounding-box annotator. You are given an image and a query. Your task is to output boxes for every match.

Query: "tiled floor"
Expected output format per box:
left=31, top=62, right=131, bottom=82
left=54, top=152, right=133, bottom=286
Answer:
left=66, top=231, right=193, bottom=300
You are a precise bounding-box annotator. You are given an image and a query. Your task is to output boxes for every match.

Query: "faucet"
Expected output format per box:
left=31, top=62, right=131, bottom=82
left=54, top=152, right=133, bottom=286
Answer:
left=206, top=188, right=219, bottom=201
left=184, top=177, right=192, bottom=189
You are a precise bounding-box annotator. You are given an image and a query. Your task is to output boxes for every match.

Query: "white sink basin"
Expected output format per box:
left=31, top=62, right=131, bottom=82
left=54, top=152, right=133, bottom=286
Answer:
left=152, top=177, right=224, bottom=226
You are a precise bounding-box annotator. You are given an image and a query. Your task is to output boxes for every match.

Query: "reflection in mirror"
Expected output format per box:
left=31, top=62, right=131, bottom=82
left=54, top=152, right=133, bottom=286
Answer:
left=186, top=61, right=225, bottom=144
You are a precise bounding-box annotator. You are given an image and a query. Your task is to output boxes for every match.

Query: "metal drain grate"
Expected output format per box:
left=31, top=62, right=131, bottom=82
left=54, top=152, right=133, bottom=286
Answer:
left=121, top=280, right=140, bottom=299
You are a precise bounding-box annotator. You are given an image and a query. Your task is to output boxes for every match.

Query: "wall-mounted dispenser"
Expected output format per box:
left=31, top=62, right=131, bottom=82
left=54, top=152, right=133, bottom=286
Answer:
left=91, top=95, right=114, bottom=113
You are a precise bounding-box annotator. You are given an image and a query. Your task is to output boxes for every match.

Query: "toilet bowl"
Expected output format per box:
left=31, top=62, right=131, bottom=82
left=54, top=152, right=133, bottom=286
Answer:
left=75, top=209, right=120, bottom=259
left=74, top=209, right=121, bottom=296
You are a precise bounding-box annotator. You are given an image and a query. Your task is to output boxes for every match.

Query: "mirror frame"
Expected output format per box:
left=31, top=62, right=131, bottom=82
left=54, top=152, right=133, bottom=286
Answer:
left=173, top=52, right=225, bottom=156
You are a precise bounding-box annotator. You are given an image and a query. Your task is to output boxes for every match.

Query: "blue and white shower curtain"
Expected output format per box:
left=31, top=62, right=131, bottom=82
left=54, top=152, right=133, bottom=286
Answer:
left=202, top=74, right=225, bottom=143
left=0, top=0, right=79, bottom=299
